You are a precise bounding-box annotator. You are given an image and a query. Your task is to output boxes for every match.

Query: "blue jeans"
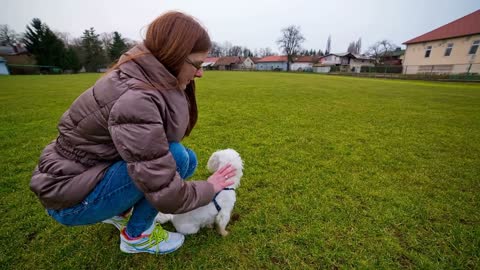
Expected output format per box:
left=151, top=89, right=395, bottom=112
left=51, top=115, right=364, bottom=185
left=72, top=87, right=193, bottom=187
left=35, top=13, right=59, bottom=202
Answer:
left=47, top=142, right=197, bottom=237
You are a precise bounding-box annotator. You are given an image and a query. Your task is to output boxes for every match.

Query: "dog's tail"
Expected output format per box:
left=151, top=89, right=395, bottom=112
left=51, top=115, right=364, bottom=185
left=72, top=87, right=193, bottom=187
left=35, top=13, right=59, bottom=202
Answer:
left=155, top=213, right=174, bottom=224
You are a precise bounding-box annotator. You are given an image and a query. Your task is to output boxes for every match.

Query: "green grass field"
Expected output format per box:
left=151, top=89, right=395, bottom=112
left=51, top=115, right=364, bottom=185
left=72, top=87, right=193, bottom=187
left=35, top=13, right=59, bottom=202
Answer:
left=1, top=72, right=479, bottom=269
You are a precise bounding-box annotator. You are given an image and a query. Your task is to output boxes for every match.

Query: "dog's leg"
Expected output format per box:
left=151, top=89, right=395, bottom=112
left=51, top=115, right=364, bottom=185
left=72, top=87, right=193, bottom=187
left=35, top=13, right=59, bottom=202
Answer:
left=155, top=213, right=173, bottom=224
left=215, top=211, right=231, bottom=236
left=175, top=223, right=201, bottom=235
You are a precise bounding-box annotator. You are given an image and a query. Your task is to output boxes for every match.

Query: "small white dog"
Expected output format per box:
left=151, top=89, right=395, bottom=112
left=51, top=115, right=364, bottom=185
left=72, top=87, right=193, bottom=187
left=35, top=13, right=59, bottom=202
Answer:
left=155, top=149, right=243, bottom=236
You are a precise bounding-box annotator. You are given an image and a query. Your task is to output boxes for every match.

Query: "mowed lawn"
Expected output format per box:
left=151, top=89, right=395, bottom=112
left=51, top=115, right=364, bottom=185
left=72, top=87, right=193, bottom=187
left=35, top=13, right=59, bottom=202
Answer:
left=1, top=71, right=479, bottom=269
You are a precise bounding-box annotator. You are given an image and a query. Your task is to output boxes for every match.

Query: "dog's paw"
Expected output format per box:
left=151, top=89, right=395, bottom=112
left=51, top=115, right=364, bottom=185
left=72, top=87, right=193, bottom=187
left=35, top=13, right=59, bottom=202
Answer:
left=216, top=227, right=229, bottom=236
left=155, top=213, right=173, bottom=224
left=220, top=229, right=229, bottom=237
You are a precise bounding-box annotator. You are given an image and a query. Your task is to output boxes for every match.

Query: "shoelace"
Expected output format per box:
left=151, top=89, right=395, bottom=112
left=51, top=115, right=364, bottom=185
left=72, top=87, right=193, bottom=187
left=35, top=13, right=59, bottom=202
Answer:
left=144, top=225, right=169, bottom=252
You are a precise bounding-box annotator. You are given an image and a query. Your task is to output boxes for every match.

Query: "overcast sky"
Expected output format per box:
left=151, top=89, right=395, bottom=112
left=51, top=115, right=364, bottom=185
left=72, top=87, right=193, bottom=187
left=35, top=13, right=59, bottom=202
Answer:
left=2, top=0, right=480, bottom=54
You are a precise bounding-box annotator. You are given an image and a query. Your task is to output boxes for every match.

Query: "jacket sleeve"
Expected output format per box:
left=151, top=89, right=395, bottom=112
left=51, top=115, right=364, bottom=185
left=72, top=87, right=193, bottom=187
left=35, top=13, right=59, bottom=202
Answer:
left=108, top=89, right=214, bottom=214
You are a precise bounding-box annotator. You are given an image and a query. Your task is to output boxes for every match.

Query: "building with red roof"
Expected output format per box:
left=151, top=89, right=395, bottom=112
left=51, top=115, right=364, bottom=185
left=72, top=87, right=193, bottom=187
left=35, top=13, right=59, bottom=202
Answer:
left=213, top=56, right=245, bottom=70
left=402, top=9, right=480, bottom=74
left=290, top=56, right=319, bottom=71
left=256, top=56, right=288, bottom=71
left=202, top=57, right=219, bottom=70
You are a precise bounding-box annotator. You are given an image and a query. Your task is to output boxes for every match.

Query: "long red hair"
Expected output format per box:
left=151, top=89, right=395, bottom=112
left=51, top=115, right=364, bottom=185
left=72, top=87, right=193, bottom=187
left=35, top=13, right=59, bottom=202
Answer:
left=109, top=11, right=211, bottom=136
left=144, top=11, right=211, bottom=76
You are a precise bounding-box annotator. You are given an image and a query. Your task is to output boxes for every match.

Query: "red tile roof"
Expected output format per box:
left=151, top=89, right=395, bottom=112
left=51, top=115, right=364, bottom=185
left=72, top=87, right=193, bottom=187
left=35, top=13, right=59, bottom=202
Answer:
left=404, top=9, right=480, bottom=44
left=213, top=56, right=244, bottom=66
left=293, top=56, right=319, bottom=63
left=204, top=57, right=219, bottom=63
left=256, top=55, right=288, bottom=62
left=249, top=57, right=261, bottom=63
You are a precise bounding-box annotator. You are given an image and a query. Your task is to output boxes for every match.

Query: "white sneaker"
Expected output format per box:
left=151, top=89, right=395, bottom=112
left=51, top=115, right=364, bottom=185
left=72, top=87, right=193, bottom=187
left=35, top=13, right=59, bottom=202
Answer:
left=102, top=215, right=128, bottom=231
left=120, top=223, right=185, bottom=254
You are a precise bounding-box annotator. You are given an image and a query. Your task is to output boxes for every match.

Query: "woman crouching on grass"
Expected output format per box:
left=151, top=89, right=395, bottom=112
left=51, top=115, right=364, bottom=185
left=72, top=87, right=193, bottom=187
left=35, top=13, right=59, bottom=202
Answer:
left=30, top=11, right=236, bottom=254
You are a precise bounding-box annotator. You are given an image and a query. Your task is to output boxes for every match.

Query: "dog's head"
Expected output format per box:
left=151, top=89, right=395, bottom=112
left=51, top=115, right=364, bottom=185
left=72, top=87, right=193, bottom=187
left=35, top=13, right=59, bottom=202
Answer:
left=207, top=149, right=243, bottom=189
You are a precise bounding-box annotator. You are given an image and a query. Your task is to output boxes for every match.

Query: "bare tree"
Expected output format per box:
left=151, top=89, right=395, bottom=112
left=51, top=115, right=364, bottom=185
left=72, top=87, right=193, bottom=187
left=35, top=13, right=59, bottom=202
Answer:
left=367, top=40, right=398, bottom=64
left=100, top=32, right=114, bottom=51
left=54, top=31, right=71, bottom=46
left=258, top=47, right=275, bottom=57
left=210, top=41, right=223, bottom=57
left=229, top=45, right=243, bottom=56
left=0, top=24, right=18, bottom=46
left=99, top=32, right=114, bottom=62
left=222, top=41, right=232, bottom=57
left=277, top=25, right=305, bottom=71
left=123, top=38, right=139, bottom=49
left=242, top=47, right=253, bottom=57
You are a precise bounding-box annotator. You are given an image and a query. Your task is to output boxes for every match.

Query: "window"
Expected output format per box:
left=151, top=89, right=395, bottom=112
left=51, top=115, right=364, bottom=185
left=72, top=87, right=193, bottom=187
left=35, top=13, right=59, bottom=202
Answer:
left=425, top=46, right=432, bottom=58
left=444, top=43, right=453, bottom=56
left=468, top=40, right=479, bottom=55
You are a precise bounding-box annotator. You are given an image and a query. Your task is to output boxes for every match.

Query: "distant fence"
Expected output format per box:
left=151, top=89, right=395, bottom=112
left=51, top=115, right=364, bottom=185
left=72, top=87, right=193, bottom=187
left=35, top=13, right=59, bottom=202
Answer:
left=7, top=64, right=63, bottom=75
left=403, top=64, right=479, bottom=75
left=327, top=64, right=480, bottom=82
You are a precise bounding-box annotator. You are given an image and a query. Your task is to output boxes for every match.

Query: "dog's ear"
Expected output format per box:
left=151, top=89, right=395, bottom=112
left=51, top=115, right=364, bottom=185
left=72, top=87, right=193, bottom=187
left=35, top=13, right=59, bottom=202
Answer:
left=207, top=152, right=220, bottom=172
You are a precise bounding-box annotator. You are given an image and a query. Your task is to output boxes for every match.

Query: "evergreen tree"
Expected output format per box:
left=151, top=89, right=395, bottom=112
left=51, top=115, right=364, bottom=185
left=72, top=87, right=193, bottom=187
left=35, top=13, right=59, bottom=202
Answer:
left=64, top=47, right=81, bottom=72
left=347, top=42, right=356, bottom=53
left=24, top=18, right=46, bottom=61
left=43, top=28, right=67, bottom=68
left=23, top=18, right=66, bottom=69
left=355, top=38, right=362, bottom=54
left=325, top=35, right=331, bottom=55
left=81, top=27, right=106, bottom=72
left=109, top=31, right=128, bottom=62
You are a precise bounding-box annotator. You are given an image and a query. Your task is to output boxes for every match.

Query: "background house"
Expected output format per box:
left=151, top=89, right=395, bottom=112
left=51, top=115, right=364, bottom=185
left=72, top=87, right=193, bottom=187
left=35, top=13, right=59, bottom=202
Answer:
left=291, top=56, right=318, bottom=71
left=242, top=57, right=256, bottom=70
left=213, top=56, right=245, bottom=70
left=349, top=54, right=375, bottom=72
left=403, top=9, right=480, bottom=74
left=0, top=45, right=37, bottom=74
left=202, top=57, right=219, bottom=70
left=312, top=64, right=332, bottom=73
left=313, top=53, right=374, bottom=73
left=0, top=57, right=9, bottom=75
left=313, top=53, right=351, bottom=73
left=255, top=56, right=288, bottom=71
left=381, top=48, right=405, bottom=66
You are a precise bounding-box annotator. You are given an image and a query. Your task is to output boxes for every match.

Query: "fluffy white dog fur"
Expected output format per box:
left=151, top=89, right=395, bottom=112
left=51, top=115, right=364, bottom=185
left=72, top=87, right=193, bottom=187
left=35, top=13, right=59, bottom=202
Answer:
left=155, top=149, right=243, bottom=236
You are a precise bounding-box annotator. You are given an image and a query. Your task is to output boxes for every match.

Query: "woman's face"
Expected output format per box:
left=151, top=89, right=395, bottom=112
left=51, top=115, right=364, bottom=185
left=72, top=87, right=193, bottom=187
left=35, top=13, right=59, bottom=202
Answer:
left=177, top=51, right=209, bottom=90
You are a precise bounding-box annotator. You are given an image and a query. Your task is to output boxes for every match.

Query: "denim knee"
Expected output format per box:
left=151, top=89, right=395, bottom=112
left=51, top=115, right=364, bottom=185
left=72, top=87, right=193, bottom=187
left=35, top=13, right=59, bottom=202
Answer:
left=169, top=142, right=197, bottom=179
left=184, top=148, right=197, bottom=179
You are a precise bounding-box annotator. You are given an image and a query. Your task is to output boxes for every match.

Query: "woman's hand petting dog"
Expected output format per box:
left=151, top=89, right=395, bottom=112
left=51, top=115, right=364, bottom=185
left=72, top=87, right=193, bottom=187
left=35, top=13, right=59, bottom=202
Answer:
left=207, top=164, right=236, bottom=193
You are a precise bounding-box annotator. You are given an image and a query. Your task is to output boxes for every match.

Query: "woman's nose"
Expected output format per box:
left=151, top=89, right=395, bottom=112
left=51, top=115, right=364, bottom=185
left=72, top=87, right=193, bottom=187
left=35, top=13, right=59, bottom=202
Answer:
left=194, top=68, right=203, bottom=78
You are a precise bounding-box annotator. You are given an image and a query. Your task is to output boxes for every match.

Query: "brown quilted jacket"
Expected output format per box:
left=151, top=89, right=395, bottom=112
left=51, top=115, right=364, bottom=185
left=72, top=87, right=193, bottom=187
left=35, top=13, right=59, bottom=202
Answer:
left=30, top=44, right=214, bottom=213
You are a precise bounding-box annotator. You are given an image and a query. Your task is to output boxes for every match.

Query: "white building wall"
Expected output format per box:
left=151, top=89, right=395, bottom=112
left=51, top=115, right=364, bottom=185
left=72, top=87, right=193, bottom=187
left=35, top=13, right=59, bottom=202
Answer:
left=291, top=62, right=313, bottom=71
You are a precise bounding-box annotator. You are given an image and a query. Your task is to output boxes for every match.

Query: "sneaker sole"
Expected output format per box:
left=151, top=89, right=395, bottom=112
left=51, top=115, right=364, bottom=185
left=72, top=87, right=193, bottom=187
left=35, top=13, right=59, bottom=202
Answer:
left=102, top=220, right=123, bottom=231
left=119, top=237, right=185, bottom=255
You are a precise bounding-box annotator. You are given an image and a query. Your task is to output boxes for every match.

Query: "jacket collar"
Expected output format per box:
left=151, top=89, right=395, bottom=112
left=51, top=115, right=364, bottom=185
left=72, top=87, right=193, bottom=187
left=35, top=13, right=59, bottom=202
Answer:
left=118, top=43, right=179, bottom=90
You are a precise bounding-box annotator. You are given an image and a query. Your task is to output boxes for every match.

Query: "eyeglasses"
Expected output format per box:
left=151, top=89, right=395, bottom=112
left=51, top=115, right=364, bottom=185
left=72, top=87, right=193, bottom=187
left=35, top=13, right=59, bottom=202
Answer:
left=185, top=58, right=203, bottom=70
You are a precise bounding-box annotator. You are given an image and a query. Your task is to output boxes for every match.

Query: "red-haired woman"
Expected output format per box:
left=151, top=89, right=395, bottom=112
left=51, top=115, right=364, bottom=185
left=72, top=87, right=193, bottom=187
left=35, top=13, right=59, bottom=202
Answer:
left=30, top=11, right=236, bottom=254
